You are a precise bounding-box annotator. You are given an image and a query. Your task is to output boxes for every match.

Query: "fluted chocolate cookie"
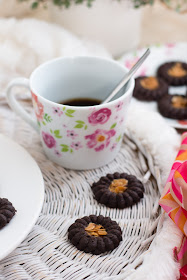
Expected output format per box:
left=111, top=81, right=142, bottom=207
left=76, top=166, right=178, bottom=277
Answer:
left=157, top=94, right=187, bottom=120
left=91, top=172, right=144, bottom=209
left=0, top=198, right=16, bottom=229
left=157, top=61, right=187, bottom=86
left=68, top=215, right=122, bottom=255
left=133, top=76, right=168, bottom=101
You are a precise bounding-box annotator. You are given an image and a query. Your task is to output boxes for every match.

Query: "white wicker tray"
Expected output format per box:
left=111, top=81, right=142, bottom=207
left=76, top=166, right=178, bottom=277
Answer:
left=0, top=101, right=163, bottom=280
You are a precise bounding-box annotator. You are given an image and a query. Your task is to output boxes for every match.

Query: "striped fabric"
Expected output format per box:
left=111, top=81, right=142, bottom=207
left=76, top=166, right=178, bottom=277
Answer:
left=160, top=132, right=187, bottom=267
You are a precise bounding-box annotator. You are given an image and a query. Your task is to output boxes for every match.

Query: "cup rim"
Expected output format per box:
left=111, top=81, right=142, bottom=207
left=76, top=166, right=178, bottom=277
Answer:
left=30, top=56, right=135, bottom=110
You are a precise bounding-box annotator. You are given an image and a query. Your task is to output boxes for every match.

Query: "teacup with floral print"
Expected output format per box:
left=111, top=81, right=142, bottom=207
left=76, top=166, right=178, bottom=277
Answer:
left=7, top=54, right=134, bottom=170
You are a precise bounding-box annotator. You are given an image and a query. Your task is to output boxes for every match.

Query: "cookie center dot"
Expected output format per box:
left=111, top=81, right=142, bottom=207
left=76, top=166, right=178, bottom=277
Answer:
left=168, top=63, right=187, bottom=77
left=85, top=223, right=107, bottom=237
left=109, top=178, right=128, bottom=193
left=172, top=96, right=187, bottom=109
left=140, top=77, right=159, bottom=90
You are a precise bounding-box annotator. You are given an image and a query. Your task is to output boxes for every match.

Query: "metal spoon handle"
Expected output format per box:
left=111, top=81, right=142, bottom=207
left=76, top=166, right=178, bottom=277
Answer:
left=101, top=48, right=150, bottom=104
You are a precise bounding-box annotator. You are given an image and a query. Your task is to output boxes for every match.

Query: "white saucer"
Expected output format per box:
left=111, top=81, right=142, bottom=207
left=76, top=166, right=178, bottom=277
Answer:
left=0, top=134, right=44, bottom=260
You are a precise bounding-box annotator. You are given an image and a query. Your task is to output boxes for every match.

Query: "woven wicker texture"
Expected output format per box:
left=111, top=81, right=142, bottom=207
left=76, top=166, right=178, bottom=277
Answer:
left=0, top=100, right=162, bottom=280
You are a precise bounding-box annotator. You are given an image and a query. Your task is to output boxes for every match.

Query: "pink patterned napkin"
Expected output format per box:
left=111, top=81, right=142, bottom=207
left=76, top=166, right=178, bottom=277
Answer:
left=159, top=132, right=187, bottom=270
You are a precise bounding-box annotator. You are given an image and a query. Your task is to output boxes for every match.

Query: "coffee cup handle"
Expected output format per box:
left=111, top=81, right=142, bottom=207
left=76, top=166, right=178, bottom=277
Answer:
left=6, top=77, right=39, bottom=133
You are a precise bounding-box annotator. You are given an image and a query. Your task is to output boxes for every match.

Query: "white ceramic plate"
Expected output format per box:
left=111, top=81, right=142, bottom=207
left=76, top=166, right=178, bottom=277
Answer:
left=120, top=42, right=187, bottom=129
left=0, top=134, right=44, bottom=260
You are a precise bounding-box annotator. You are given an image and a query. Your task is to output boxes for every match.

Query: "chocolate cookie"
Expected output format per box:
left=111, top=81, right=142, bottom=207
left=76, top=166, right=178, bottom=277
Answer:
left=157, top=61, right=187, bottom=86
left=68, top=215, right=122, bottom=255
left=91, top=172, right=144, bottom=209
left=0, top=198, right=16, bottom=230
left=157, top=94, right=187, bottom=120
left=133, top=76, right=168, bottom=101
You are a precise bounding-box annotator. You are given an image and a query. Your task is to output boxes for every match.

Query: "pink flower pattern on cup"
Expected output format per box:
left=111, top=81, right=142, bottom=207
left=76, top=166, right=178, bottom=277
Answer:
left=67, top=130, right=78, bottom=139
left=85, top=129, right=116, bottom=152
left=119, top=117, right=124, bottom=124
left=42, top=131, right=56, bottom=148
left=31, top=92, right=44, bottom=121
left=54, top=149, right=61, bottom=157
left=88, top=108, right=111, bottom=125
left=52, top=107, right=63, bottom=117
left=115, top=101, right=123, bottom=111
left=71, top=141, right=83, bottom=150
left=110, top=143, right=117, bottom=151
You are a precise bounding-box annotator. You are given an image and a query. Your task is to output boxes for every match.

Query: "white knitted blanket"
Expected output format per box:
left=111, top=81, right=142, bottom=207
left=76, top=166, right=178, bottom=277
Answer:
left=0, top=17, right=183, bottom=280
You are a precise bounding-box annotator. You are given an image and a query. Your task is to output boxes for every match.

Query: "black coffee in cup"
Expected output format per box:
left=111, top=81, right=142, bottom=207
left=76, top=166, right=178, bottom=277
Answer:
left=61, top=98, right=101, bottom=107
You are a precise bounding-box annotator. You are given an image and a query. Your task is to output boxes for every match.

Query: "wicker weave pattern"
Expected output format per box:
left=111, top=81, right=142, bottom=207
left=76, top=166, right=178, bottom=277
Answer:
left=0, top=101, right=161, bottom=280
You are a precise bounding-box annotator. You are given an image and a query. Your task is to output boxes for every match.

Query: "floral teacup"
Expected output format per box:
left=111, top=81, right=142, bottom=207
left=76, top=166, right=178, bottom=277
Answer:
left=6, top=56, right=134, bottom=170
